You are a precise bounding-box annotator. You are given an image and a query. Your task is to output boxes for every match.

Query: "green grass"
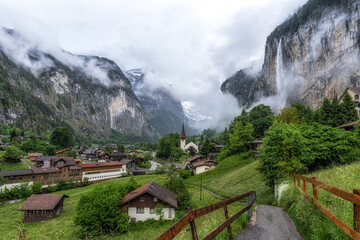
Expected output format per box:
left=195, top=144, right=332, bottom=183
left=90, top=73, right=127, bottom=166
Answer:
left=185, top=152, right=273, bottom=204
left=0, top=161, right=29, bottom=171
left=0, top=174, right=249, bottom=240
left=279, top=161, right=360, bottom=240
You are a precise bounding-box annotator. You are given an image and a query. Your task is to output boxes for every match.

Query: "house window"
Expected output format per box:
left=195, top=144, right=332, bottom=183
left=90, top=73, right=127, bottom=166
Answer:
left=136, top=208, right=144, bottom=214
left=153, top=197, right=158, bottom=202
left=355, top=95, right=359, bottom=100
left=139, top=196, right=144, bottom=202
left=150, top=208, right=155, bottom=214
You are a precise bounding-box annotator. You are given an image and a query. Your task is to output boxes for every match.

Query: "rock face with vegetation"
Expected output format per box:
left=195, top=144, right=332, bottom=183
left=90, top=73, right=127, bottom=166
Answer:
left=222, top=0, right=360, bottom=109
left=0, top=28, right=157, bottom=140
left=125, top=68, right=197, bottom=136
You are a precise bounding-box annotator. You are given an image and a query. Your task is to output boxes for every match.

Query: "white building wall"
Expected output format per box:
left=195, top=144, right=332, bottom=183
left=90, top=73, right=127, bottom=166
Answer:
left=182, top=142, right=199, bottom=153
left=0, top=182, right=33, bottom=191
left=195, top=165, right=215, bottom=174
left=82, top=165, right=127, bottom=182
left=128, top=207, right=175, bottom=222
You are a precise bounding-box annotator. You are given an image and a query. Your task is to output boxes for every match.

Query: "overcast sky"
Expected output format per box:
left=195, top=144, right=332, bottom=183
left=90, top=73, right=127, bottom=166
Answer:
left=0, top=0, right=307, bottom=129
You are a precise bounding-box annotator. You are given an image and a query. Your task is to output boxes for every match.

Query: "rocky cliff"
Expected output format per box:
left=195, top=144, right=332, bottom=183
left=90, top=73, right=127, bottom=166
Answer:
left=125, top=69, right=197, bottom=136
left=0, top=28, right=157, bottom=141
left=222, top=0, right=360, bottom=110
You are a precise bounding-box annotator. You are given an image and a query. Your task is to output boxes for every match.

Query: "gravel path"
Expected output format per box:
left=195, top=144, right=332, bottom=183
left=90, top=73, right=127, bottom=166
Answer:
left=235, top=205, right=303, bottom=240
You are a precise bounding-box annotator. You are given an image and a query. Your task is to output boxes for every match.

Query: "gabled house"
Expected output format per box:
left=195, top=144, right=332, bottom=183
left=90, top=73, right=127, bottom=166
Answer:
left=191, top=159, right=217, bottom=174
left=339, top=87, right=360, bottom=117
left=26, top=153, right=43, bottom=162
left=85, top=149, right=96, bottom=160
left=120, top=158, right=140, bottom=170
left=110, top=152, right=127, bottom=161
left=120, top=182, right=177, bottom=222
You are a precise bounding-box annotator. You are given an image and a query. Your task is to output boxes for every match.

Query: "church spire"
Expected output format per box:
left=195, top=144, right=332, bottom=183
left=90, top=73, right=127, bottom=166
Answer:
left=180, top=122, right=186, bottom=139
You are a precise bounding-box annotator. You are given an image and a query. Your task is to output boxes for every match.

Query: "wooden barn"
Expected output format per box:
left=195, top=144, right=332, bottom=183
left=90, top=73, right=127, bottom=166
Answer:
left=18, top=194, right=68, bottom=223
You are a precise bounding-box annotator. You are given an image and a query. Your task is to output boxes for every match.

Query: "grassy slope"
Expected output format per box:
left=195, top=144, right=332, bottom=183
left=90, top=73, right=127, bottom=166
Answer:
left=0, top=161, right=29, bottom=171
left=185, top=153, right=273, bottom=204
left=0, top=173, right=249, bottom=240
left=279, top=162, right=360, bottom=240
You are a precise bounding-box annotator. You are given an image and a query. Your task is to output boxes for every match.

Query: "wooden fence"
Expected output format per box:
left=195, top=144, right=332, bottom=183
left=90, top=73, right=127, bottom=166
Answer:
left=294, top=173, right=360, bottom=240
left=155, top=191, right=256, bottom=240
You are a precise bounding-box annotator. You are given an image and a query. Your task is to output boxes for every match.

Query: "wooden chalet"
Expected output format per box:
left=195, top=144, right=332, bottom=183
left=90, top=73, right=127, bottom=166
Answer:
left=26, top=153, right=43, bottom=162
left=120, top=182, right=177, bottom=222
left=85, top=149, right=96, bottom=160
left=187, top=155, right=203, bottom=164
left=110, top=151, right=127, bottom=161
left=191, top=159, right=217, bottom=174
left=18, top=194, right=68, bottom=223
left=120, top=158, right=140, bottom=170
left=56, top=149, right=70, bottom=157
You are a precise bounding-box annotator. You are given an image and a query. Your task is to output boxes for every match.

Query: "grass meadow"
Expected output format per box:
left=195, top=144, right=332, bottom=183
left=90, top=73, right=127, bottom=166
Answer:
left=279, top=161, right=360, bottom=240
left=0, top=161, right=29, bottom=171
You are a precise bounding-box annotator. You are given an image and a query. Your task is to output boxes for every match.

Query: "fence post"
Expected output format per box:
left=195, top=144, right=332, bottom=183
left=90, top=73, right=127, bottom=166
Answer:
left=223, top=206, right=234, bottom=240
left=188, top=208, right=198, bottom=240
left=297, top=175, right=300, bottom=187
left=293, top=172, right=296, bottom=185
left=303, top=179, right=306, bottom=192
left=312, top=177, right=317, bottom=200
left=353, top=189, right=360, bottom=232
left=247, top=193, right=252, bottom=218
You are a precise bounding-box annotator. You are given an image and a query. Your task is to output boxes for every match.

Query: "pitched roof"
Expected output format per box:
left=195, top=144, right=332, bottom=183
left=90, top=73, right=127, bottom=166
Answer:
left=188, top=155, right=202, bottom=162
left=32, top=167, right=60, bottom=174
left=56, top=149, right=70, bottom=154
left=78, top=162, right=125, bottom=168
left=37, top=156, right=55, bottom=162
left=0, top=169, right=33, bottom=177
left=111, top=152, right=126, bottom=157
left=120, top=182, right=177, bottom=208
left=85, top=149, right=96, bottom=155
left=27, top=153, right=43, bottom=157
left=52, top=157, right=76, bottom=166
left=337, top=121, right=358, bottom=129
left=348, top=87, right=360, bottom=95
left=120, top=158, right=135, bottom=164
left=18, top=194, right=67, bottom=211
left=180, top=123, right=186, bottom=139
left=192, top=159, right=218, bottom=168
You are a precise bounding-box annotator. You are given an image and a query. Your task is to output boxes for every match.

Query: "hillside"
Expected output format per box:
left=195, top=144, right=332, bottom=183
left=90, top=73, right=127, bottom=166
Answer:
left=0, top=28, right=158, bottom=143
left=222, top=0, right=360, bottom=110
left=185, top=152, right=273, bottom=204
left=279, top=161, right=360, bottom=240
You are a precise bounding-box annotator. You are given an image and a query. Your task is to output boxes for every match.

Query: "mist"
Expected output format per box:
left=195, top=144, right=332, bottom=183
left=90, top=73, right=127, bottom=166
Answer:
left=0, top=0, right=307, bottom=131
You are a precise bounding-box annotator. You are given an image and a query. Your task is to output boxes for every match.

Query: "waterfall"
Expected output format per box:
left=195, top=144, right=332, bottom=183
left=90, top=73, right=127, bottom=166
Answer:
left=275, top=39, right=286, bottom=104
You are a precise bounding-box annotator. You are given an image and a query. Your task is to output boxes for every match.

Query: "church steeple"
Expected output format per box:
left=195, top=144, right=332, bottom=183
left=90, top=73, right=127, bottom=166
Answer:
left=180, top=122, right=186, bottom=139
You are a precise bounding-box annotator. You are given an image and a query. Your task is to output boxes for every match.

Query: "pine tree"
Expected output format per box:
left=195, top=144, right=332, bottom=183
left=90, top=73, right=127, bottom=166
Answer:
left=319, top=98, right=332, bottom=126
left=331, top=97, right=343, bottom=127
left=340, top=90, right=359, bottom=124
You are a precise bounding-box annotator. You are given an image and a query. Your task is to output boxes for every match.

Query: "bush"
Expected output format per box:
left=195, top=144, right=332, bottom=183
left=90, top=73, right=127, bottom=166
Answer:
left=0, top=182, right=32, bottom=201
left=2, top=146, right=23, bottom=163
left=56, top=181, right=70, bottom=191
left=48, top=184, right=58, bottom=192
left=74, top=181, right=135, bottom=235
left=164, top=174, right=191, bottom=210
left=82, top=177, right=89, bottom=186
left=31, top=182, right=42, bottom=194
left=179, top=169, right=191, bottom=179
left=139, top=162, right=151, bottom=168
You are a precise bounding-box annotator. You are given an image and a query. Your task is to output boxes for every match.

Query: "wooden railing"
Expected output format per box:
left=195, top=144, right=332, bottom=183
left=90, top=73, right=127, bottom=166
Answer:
left=155, top=191, right=256, bottom=240
left=294, top=173, right=360, bottom=240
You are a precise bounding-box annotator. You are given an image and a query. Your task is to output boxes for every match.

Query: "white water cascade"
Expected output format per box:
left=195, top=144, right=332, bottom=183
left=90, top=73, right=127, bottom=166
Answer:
left=275, top=39, right=286, bottom=103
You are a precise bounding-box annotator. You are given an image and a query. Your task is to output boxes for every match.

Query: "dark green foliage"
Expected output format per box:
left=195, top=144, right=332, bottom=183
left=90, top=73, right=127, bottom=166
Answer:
left=179, top=169, right=191, bottom=179
left=56, top=181, right=70, bottom=191
left=164, top=174, right=191, bottom=210
left=276, top=107, right=301, bottom=124
left=330, top=97, right=343, bottom=126
left=0, top=182, right=32, bottom=202
left=143, top=152, right=153, bottom=162
left=199, top=138, right=214, bottom=157
left=156, top=133, right=180, bottom=159
left=20, top=134, right=57, bottom=155
left=319, top=98, right=333, bottom=126
left=116, top=144, right=125, bottom=152
left=291, top=102, right=313, bottom=123
left=31, top=182, right=43, bottom=194
left=74, top=178, right=138, bottom=234
left=50, top=127, right=73, bottom=148
left=249, top=104, right=274, bottom=139
left=341, top=90, right=359, bottom=123
left=139, top=162, right=151, bottom=168
left=2, top=146, right=23, bottom=163
left=259, top=122, right=359, bottom=188
left=74, top=184, right=130, bottom=235
left=82, top=177, right=89, bottom=186
left=104, top=145, right=113, bottom=154
left=65, top=150, right=77, bottom=158
left=0, top=176, right=6, bottom=186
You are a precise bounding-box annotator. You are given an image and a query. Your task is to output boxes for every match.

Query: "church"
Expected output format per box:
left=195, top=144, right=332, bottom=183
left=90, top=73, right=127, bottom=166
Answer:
left=180, top=123, right=199, bottom=153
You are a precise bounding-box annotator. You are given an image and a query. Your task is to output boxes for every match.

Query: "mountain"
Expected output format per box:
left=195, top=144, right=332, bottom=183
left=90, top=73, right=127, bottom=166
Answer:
left=0, top=28, right=158, bottom=143
left=221, top=0, right=360, bottom=110
left=125, top=69, right=198, bottom=136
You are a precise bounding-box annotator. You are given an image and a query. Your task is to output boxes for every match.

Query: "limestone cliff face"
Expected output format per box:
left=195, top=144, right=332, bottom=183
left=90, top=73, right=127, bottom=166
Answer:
left=222, top=1, right=360, bottom=109
left=0, top=29, right=157, bottom=139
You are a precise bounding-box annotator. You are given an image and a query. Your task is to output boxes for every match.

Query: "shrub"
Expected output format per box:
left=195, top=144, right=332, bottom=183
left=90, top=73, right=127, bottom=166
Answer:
left=139, top=162, right=151, bottom=168
left=164, top=174, right=191, bottom=210
left=31, top=182, right=42, bottom=194
left=82, top=177, right=89, bottom=186
left=48, top=184, right=58, bottom=192
left=74, top=184, right=130, bottom=235
left=56, top=181, right=69, bottom=191
left=179, top=169, right=191, bottom=179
